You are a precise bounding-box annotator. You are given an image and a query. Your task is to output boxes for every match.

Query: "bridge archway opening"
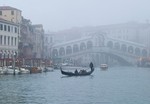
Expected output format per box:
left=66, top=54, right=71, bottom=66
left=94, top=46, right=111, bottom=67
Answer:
left=107, top=41, right=113, bottom=48
left=128, top=46, right=133, bottom=54
left=66, top=46, right=72, bottom=54
left=121, top=44, right=127, bottom=52
left=142, top=49, right=148, bottom=57
left=73, top=44, right=79, bottom=53
left=80, top=42, right=86, bottom=51
left=52, top=49, right=58, bottom=57
left=87, top=41, right=93, bottom=49
left=135, top=48, right=140, bottom=56
left=59, top=47, right=65, bottom=56
left=114, top=42, right=120, bottom=50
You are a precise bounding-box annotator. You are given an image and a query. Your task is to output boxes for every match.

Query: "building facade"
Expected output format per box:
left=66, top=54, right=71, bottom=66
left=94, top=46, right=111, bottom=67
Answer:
left=0, top=6, right=45, bottom=66
left=43, top=33, right=54, bottom=59
left=19, top=18, right=44, bottom=59
left=0, top=6, right=21, bottom=58
left=0, top=6, right=22, bottom=24
left=32, top=24, right=44, bottom=59
left=0, top=18, right=19, bottom=60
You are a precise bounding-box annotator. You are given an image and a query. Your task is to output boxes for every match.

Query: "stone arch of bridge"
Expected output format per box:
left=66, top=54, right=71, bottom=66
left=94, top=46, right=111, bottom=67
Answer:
left=59, top=47, right=65, bottom=56
left=107, top=41, right=113, bottom=48
left=52, top=35, right=148, bottom=62
left=73, top=44, right=79, bottom=53
left=66, top=46, right=72, bottom=55
left=80, top=42, right=86, bottom=51
left=87, top=41, right=93, bottom=49
left=142, top=49, right=147, bottom=57
left=135, top=47, right=140, bottom=56
left=52, top=49, right=58, bottom=57
left=52, top=40, right=94, bottom=57
left=106, top=40, right=148, bottom=57
left=121, top=44, right=127, bottom=52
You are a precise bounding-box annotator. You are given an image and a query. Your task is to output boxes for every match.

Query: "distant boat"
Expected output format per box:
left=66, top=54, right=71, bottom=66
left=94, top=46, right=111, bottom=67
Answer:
left=5, top=67, right=20, bottom=75
left=19, top=68, right=30, bottom=74
left=43, top=67, right=54, bottom=72
left=60, top=62, right=94, bottom=76
left=100, top=64, right=108, bottom=70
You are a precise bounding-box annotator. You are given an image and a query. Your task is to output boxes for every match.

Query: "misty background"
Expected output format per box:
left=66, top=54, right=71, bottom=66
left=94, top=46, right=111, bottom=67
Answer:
left=1, top=0, right=150, bottom=32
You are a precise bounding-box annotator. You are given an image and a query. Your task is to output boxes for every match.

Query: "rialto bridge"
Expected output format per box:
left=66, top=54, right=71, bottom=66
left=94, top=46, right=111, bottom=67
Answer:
left=51, top=33, right=149, bottom=66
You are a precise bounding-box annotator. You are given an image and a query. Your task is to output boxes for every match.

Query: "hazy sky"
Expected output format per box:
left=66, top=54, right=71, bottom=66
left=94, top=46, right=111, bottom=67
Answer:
left=1, top=0, right=150, bottom=31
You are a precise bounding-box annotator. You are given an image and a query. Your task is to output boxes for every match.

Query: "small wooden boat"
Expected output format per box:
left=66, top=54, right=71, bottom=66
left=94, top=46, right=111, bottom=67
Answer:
left=100, top=64, right=108, bottom=70
left=60, top=62, right=94, bottom=76
left=30, top=67, right=42, bottom=73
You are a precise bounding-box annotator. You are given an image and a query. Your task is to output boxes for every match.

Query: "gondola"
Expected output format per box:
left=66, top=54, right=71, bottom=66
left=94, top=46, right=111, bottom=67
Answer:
left=60, top=62, right=94, bottom=76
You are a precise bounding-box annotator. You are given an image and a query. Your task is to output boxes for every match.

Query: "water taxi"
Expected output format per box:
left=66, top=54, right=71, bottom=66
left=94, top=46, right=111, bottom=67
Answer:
left=100, top=64, right=108, bottom=70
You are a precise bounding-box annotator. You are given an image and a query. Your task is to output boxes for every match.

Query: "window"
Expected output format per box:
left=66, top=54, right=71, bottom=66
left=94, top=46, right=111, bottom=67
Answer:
left=4, top=36, right=6, bottom=45
left=0, top=11, right=2, bottom=15
left=0, top=35, right=2, bottom=45
left=11, top=37, right=13, bottom=45
left=11, top=26, right=13, bottom=32
left=11, top=11, right=14, bottom=15
left=4, top=25, right=7, bottom=31
left=8, top=26, right=10, bottom=32
left=15, top=27, right=17, bottom=33
left=8, top=36, right=10, bottom=45
left=15, top=37, right=17, bottom=46
left=0, top=24, right=3, bottom=30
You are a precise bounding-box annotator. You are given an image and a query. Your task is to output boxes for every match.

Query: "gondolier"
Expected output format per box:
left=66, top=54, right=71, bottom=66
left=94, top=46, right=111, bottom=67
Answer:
left=60, top=62, right=94, bottom=76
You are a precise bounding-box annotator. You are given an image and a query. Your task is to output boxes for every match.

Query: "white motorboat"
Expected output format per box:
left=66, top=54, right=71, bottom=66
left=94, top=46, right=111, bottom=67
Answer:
left=43, top=67, right=54, bottom=72
left=100, top=64, right=108, bottom=70
left=5, top=67, right=20, bottom=75
left=19, top=68, right=30, bottom=74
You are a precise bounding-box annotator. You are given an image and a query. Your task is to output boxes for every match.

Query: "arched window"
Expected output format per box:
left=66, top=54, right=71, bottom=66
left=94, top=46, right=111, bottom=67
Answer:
left=80, top=42, right=86, bottom=51
left=121, top=44, right=127, bottom=52
left=135, top=48, right=140, bottom=56
left=52, top=49, right=58, bottom=57
left=59, top=47, right=65, bottom=56
left=87, top=41, right=93, bottom=49
left=66, top=46, right=72, bottom=54
left=107, top=41, right=113, bottom=48
left=73, top=44, right=79, bottom=53
left=142, top=49, right=147, bottom=57
left=114, top=42, right=120, bottom=50
left=128, top=46, right=133, bottom=54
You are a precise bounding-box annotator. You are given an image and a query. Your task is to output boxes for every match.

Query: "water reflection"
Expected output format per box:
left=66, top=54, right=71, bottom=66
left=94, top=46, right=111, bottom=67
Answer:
left=61, top=75, right=94, bottom=79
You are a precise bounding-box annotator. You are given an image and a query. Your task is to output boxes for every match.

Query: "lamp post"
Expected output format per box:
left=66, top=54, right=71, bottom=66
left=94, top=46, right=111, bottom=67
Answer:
left=13, top=52, right=16, bottom=75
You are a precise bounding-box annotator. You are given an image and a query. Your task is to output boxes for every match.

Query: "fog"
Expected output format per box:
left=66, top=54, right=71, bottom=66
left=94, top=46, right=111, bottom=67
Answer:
left=1, top=0, right=150, bottom=31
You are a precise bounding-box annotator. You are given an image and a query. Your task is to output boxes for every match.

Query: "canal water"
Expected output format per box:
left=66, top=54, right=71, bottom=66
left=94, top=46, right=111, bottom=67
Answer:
left=0, top=67, right=150, bottom=104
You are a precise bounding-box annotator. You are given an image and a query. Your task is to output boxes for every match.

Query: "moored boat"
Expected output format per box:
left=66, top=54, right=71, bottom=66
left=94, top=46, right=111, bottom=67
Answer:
left=43, top=67, right=54, bottom=72
left=19, top=68, right=30, bottom=74
left=5, top=67, right=20, bottom=75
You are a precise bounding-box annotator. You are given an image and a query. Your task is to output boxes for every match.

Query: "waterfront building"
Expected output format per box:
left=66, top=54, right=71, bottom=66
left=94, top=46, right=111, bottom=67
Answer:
left=44, top=33, right=54, bottom=59
left=0, top=6, right=22, bottom=24
left=19, top=18, right=44, bottom=59
left=0, top=6, right=46, bottom=66
left=19, top=18, right=34, bottom=59
left=32, top=24, right=44, bottom=59
left=0, top=18, right=19, bottom=66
